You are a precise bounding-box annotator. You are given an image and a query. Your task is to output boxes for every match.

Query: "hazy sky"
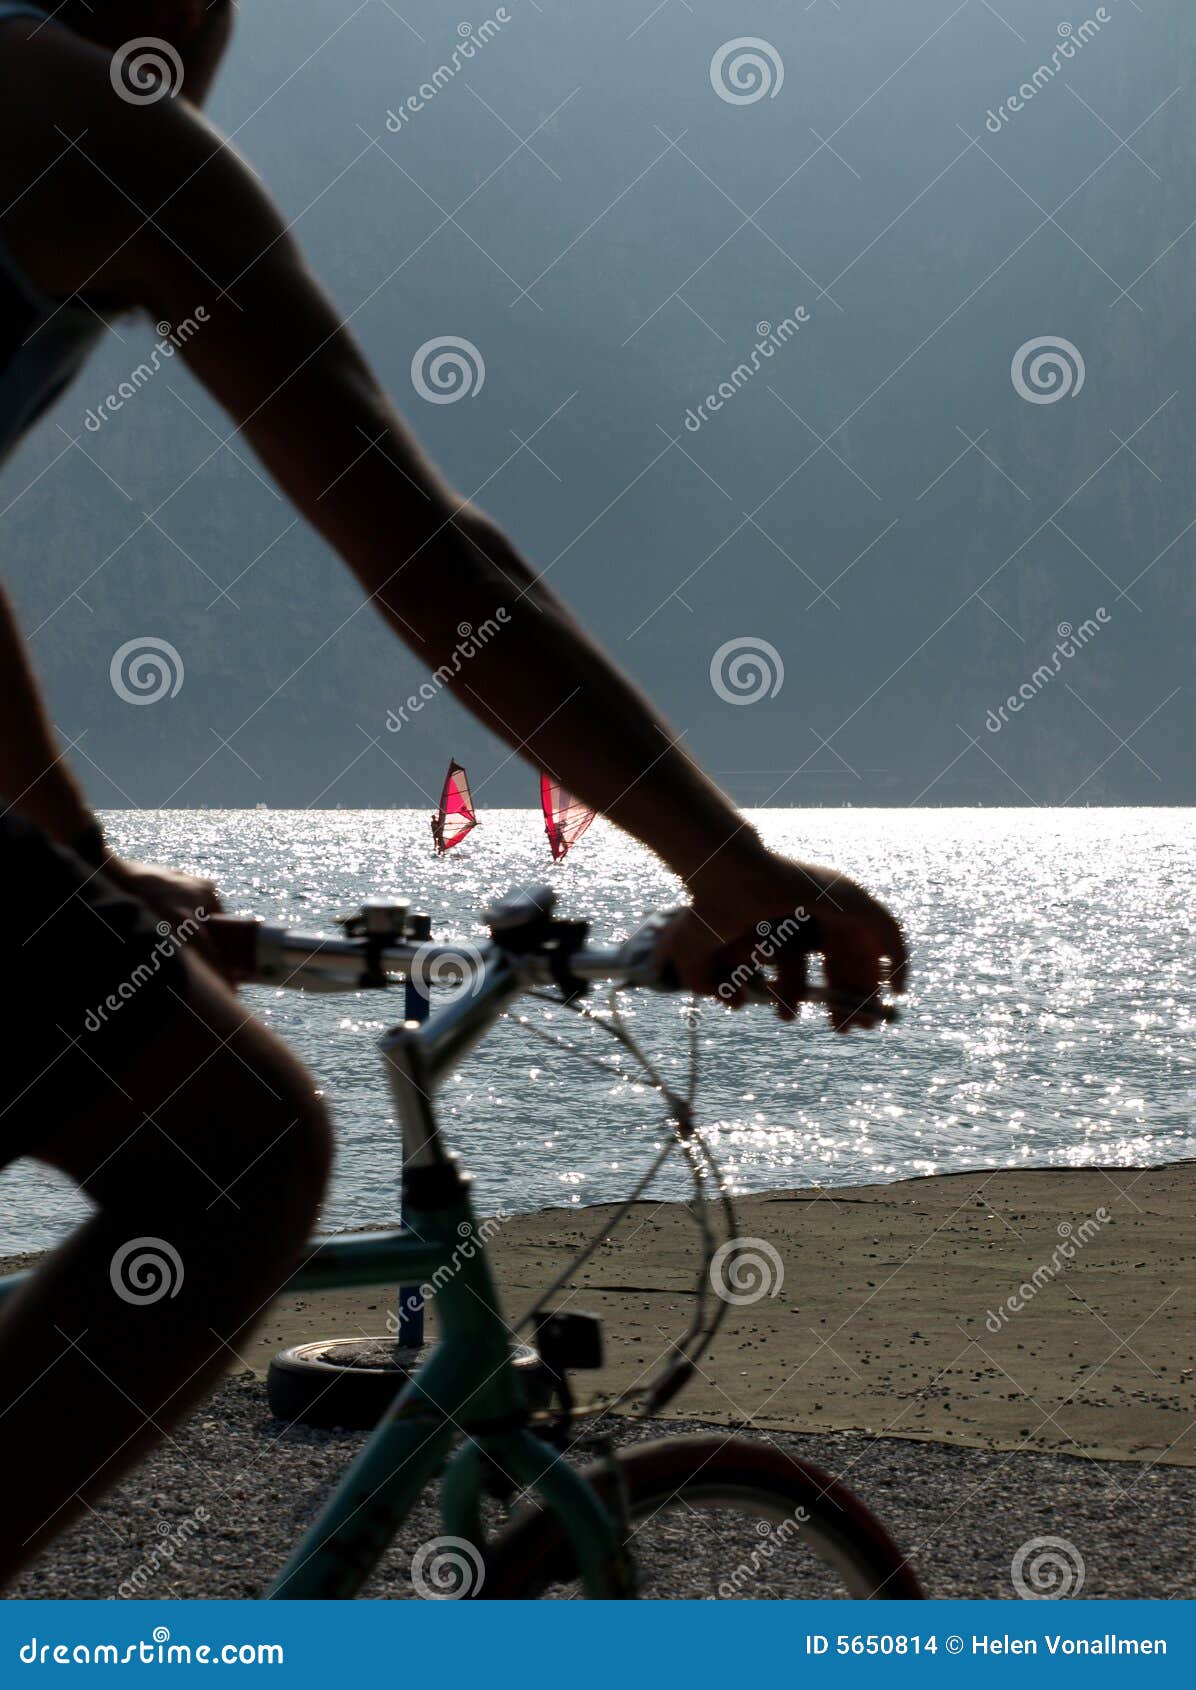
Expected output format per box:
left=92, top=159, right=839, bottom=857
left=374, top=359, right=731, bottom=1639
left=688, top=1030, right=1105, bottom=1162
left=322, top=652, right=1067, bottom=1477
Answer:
left=6, top=0, right=1190, bottom=807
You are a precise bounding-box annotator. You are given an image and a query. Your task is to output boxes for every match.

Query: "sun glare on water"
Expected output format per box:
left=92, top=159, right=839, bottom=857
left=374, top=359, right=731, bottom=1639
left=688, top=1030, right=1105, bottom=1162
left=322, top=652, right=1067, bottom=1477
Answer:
left=1, top=808, right=1191, bottom=1251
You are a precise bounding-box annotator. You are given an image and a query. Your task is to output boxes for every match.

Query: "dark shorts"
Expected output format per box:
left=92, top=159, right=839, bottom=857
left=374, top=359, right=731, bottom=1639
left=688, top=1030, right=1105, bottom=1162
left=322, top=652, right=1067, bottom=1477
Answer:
left=0, top=812, right=187, bottom=1166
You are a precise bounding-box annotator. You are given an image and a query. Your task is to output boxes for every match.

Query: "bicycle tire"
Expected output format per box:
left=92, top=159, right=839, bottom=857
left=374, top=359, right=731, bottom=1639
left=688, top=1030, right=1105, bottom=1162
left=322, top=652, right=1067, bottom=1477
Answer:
left=482, top=1434, right=925, bottom=1599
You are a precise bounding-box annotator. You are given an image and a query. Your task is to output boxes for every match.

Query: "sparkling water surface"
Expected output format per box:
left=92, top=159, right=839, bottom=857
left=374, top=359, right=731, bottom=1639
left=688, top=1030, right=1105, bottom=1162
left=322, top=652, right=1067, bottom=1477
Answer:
left=3, top=809, right=1192, bottom=1253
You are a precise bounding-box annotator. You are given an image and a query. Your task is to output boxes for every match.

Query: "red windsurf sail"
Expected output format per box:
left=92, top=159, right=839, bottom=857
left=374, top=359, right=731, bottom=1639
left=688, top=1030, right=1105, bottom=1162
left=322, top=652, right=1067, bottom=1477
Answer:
left=432, top=760, right=478, bottom=853
left=540, top=772, right=595, bottom=863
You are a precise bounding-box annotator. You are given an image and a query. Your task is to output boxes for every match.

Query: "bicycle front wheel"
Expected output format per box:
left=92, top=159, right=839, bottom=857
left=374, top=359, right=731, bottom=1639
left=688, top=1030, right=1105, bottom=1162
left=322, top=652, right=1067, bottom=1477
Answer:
left=483, top=1434, right=925, bottom=1599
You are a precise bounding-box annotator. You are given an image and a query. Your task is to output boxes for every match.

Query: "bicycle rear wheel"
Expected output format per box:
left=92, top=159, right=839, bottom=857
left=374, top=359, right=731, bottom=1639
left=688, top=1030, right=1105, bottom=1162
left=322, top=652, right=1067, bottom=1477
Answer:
left=483, top=1435, right=924, bottom=1600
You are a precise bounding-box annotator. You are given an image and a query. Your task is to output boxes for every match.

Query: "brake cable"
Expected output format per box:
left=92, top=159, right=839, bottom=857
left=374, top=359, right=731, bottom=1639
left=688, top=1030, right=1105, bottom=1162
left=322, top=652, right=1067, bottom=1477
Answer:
left=507, top=987, right=743, bottom=1422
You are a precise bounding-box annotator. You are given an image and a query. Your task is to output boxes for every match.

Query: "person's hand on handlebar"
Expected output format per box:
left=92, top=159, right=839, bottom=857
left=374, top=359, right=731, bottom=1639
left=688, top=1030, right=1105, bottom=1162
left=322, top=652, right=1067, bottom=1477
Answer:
left=660, top=849, right=907, bottom=1032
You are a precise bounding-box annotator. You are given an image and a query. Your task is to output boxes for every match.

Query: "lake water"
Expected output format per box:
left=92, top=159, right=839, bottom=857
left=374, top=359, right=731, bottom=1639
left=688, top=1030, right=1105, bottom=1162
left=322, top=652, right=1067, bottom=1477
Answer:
left=2, top=809, right=1192, bottom=1253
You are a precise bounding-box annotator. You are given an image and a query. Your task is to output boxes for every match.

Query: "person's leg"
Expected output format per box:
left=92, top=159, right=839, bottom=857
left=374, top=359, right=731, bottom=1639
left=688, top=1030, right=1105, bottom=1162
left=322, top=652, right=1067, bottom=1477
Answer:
left=0, top=952, right=332, bottom=1584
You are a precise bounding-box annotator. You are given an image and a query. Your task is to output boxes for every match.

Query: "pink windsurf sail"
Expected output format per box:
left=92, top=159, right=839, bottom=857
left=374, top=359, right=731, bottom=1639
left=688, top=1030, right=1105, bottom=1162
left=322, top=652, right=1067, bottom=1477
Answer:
left=540, top=772, right=595, bottom=863
left=432, top=760, right=478, bottom=854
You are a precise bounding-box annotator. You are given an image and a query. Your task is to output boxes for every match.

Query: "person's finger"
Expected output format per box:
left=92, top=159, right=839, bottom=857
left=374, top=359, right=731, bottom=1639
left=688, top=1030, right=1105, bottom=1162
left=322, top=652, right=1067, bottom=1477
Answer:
left=658, top=918, right=722, bottom=999
left=823, top=930, right=884, bottom=1033
left=771, top=944, right=807, bottom=1023
left=882, top=910, right=909, bottom=995
left=193, top=879, right=224, bottom=918
left=661, top=911, right=757, bottom=1004
left=712, top=935, right=757, bottom=1009
left=829, top=996, right=880, bottom=1034
left=827, top=887, right=906, bottom=1001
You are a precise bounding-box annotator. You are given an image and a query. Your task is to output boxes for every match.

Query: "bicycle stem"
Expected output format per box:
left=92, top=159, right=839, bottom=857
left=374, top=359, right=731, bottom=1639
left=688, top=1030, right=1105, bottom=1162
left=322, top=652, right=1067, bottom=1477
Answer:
left=380, top=951, right=521, bottom=1173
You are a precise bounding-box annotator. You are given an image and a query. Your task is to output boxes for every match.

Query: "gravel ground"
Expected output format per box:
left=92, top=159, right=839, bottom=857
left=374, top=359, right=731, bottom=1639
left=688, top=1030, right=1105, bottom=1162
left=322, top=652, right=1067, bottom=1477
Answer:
left=8, top=1374, right=1191, bottom=1602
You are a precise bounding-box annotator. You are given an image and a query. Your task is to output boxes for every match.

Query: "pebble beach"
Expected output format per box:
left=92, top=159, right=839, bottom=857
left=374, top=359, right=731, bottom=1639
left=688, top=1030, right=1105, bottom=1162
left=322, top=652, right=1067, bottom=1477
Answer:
left=3, top=1162, right=1191, bottom=1598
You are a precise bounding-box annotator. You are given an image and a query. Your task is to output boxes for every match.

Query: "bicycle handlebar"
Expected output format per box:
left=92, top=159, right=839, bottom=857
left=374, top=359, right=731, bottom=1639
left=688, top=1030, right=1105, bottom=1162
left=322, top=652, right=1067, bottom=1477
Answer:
left=206, top=906, right=899, bottom=1023
left=207, top=918, right=677, bottom=992
left=205, top=897, right=896, bottom=1175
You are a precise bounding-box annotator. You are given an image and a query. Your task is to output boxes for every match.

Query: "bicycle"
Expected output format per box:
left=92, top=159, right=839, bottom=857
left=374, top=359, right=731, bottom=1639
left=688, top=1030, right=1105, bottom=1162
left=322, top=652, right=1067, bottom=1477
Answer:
left=0, top=885, right=922, bottom=1600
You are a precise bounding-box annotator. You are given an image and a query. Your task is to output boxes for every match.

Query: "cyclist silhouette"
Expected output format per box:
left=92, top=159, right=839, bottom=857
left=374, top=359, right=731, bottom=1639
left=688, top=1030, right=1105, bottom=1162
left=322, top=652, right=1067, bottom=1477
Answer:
left=0, top=2, right=905, bottom=1581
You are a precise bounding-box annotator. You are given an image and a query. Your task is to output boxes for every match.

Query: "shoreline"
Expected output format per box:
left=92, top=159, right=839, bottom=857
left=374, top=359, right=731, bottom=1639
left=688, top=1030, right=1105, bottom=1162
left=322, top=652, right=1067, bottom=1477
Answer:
left=4, top=1162, right=1192, bottom=1466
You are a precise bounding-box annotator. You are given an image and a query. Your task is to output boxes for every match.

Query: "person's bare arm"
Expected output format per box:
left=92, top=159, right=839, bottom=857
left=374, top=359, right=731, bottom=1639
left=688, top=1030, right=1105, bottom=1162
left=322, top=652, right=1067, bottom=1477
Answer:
left=56, top=0, right=234, bottom=107
left=0, top=26, right=906, bottom=1020
left=11, top=56, right=751, bottom=881
left=0, top=575, right=225, bottom=946
left=0, top=581, right=93, bottom=846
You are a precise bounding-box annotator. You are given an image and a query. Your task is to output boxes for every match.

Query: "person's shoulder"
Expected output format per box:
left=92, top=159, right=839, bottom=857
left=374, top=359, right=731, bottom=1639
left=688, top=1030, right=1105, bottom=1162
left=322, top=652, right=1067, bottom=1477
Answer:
left=0, top=17, right=215, bottom=187
left=0, top=22, right=218, bottom=299
left=0, top=11, right=114, bottom=118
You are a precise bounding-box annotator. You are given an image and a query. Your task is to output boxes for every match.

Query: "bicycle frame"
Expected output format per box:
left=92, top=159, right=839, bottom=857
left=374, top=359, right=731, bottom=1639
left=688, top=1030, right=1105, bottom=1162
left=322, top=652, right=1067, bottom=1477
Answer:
left=0, top=900, right=895, bottom=1598
left=266, top=946, right=628, bottom=1598
left=0, top=927, right=631, bottom=1600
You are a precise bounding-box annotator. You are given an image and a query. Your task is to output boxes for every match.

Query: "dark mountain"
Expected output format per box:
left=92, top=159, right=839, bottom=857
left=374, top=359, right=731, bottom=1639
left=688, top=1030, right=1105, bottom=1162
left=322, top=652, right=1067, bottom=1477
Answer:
left=5, top=0, right=1190, bottom=807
